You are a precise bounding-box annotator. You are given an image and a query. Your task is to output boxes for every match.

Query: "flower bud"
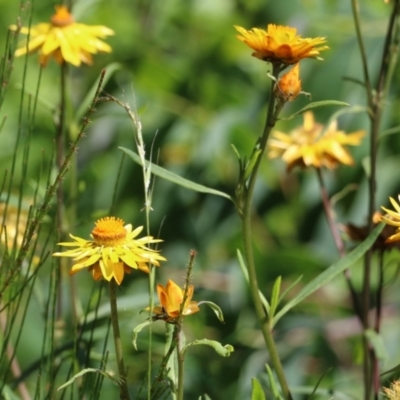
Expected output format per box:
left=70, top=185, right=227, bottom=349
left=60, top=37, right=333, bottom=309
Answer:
left=274, top=63, right=301, bottom=102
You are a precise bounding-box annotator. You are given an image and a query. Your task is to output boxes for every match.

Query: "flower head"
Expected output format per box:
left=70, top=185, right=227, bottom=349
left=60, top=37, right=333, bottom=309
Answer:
left=53, top=217, right=166, bottom=285
left=274, top=63, right=301, bottom=102
left=380, top=196, right=400, bottom=243
left=268, top=111, right=365, bottom=171
left=235, top=24, right=328, bottom=65
left=343, top=212, right=400, bottom=251
left=10, top=5, right=114, bottom=66
left=151, top=279, right=200, bottom=322
left=384, top=380, right=400, bottom=399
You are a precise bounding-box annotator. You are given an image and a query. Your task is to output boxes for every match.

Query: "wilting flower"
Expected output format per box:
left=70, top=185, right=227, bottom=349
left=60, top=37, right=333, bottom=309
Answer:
left=151, top=279, right=200, bottom=322
left=380, top=196, right=400, bottom=243
left=53, top=217, right=166, bottom=285
left=274, top=63, right=301, bottom=102
left=10, top=5, right=114, bottom=66
left=268, top=111, right=365, bottom=171
left=235, top=24, right=328, bottom=65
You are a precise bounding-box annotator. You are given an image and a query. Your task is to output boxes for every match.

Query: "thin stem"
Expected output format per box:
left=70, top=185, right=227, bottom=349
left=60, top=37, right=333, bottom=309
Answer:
left=240, top=64, right=292, bottom=400
left=176, top=330, right=185, bottom=400
left=315, top=169, right=345, bottom=257
left=109, top=280, right=130, bottom=400
left=315, top=169, right=363, bottom=320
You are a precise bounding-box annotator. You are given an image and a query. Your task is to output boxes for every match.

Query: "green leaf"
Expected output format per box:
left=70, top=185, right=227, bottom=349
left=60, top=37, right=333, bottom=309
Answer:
left=197, top=301, right=225, bottom=323
left=269, top=276, right=281, bottom=318
left=182, top=339, right=234, bottom=357
left=58, top=368, right=119, bottom=391
left=265, top=364, right=284, bottom=400
left=198, top=395, right=212, bottom=400
left=237, top=249, right=270, bottom=313
left=281, top=100, right=350, bottom=121
left=132, top=320, right=152, bottom=350
left=120, top=147, right=233, bottom=202
left=75, top=63, right=122, bottom=122
left=273, top=223, right=384, bottom=324
left=365, top=329, right=388, bottom=361
left=251, top=378, right=266, bottom=400
left=379, top=124, right=400, bottom=140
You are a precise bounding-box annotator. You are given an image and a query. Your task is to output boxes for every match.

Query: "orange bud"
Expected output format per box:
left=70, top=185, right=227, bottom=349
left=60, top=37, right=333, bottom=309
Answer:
left=274, top=63, right=302, bottom=102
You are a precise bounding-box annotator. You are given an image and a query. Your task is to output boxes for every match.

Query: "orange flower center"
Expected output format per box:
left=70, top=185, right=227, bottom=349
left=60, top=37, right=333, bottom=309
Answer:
left=51, top=5, right=75, bottom=27
left=91, top=217, right=127, bottom=246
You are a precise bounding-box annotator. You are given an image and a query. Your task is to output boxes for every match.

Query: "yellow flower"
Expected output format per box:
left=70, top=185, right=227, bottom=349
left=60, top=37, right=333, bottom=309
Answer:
left=0, top=202, right=29, bottom=249
left=235, top=24, right=328, bottom=65
left=383, top=380, right=400, bottom=399
left=10, top=5, right=114, bottom=66
left=268, top=111, right=365, bottom=171
left=151, top=279, right=200, bottom=322
left=274, top=63, right=301, bottom=102
left=380, top=196, right=400, bottom=243
left=53, top=217, right=166, bottom=285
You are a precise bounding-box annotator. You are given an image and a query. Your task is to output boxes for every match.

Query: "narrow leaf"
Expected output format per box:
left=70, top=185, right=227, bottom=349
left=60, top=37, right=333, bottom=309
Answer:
left=120, top=147, right=233, bottom=202
left=251, top=378, right=266, bottom=400
left=281, top=100, right=350, bottom=121
left=197, top=301, right=225, bottom=323
left=132, top=320, right=152, bottom=350
left=274, top=223, right=384, bottom=324
left=365, top=329, right=388, bottom=361
left=75, top=63, right=122, bottom=122
left=237, top=249, right=270, bottom=312
left=58, top=368, right=118, bottom=391
left=183, top=339, right=234, bottom=357
left=265, top=364, right=284, bottom=400
left=198, top=395, right=212, bottom=400
left=269, top=276, right=281, bottom=318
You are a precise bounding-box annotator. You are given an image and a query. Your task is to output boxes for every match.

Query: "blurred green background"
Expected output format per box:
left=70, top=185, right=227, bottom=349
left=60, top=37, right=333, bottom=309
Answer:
left=1, top=0, right=400, bottom=399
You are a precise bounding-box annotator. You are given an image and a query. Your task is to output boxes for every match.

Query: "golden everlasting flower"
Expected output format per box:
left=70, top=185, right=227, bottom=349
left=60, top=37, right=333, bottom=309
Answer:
left=268, top=111, right=365, bottom=171
left=274, top=63, right=301, bottom=102
left=53, top=217, right=166, bottom=285
left=380, top=196, right=400, bottom=243
left=151, top=279, right=200, bottom=322
left=10, top=5, right=114, bottom=66
left=235, top=24, right=328, bottom=65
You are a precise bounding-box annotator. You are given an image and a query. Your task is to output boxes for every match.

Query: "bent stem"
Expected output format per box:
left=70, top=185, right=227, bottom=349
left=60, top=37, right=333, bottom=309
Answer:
left=315, top=168, right=363, bottom=323
left=109, top=280, right=130, bottom=400
left=240, top=64, right=292, bottom=400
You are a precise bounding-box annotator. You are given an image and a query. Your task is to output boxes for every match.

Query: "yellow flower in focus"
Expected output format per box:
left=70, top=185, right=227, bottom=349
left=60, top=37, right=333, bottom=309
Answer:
left=151, top=279, right=200, bottom=322
left=268, top=111, right=365, bottom=171
left=380, top=196, right=400, bottom=243
left=235, top=24, right=328, bottom=65
left=10, top=5, right=114, bottom=66
left=53, top=217, right=166, bottom=285
left=274, top=63, right=301, bottom=102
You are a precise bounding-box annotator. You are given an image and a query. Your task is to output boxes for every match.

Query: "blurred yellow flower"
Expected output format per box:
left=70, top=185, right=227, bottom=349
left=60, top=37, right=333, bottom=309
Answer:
left=274, top=63, right=301, bottom=102
left=53, top=217, right=166, bottom=285
left=380, top=196, right=400, bottom=243
left=10, top=5, right=114, bottom=66
left=383, top=380, right=400, bottom=399
left=0, top=202, right=29, bottom=249
left=151, top=279, right=200, bottom=322
left=268, top=111, right=365, bottom=171
left=235, top=24, right=328, bottom=65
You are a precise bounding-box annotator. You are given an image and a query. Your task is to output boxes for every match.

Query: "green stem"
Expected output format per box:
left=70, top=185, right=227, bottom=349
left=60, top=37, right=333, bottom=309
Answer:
left=240, top=64, right=292, bottom=400
left=109, top=280, right=130, bottom=400
left=176, top=330, right=184, bottom=400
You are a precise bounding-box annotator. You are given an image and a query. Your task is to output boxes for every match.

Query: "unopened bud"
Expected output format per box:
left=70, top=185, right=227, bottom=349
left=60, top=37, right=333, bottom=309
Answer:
left=274, top=63, right=301, bottom=102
